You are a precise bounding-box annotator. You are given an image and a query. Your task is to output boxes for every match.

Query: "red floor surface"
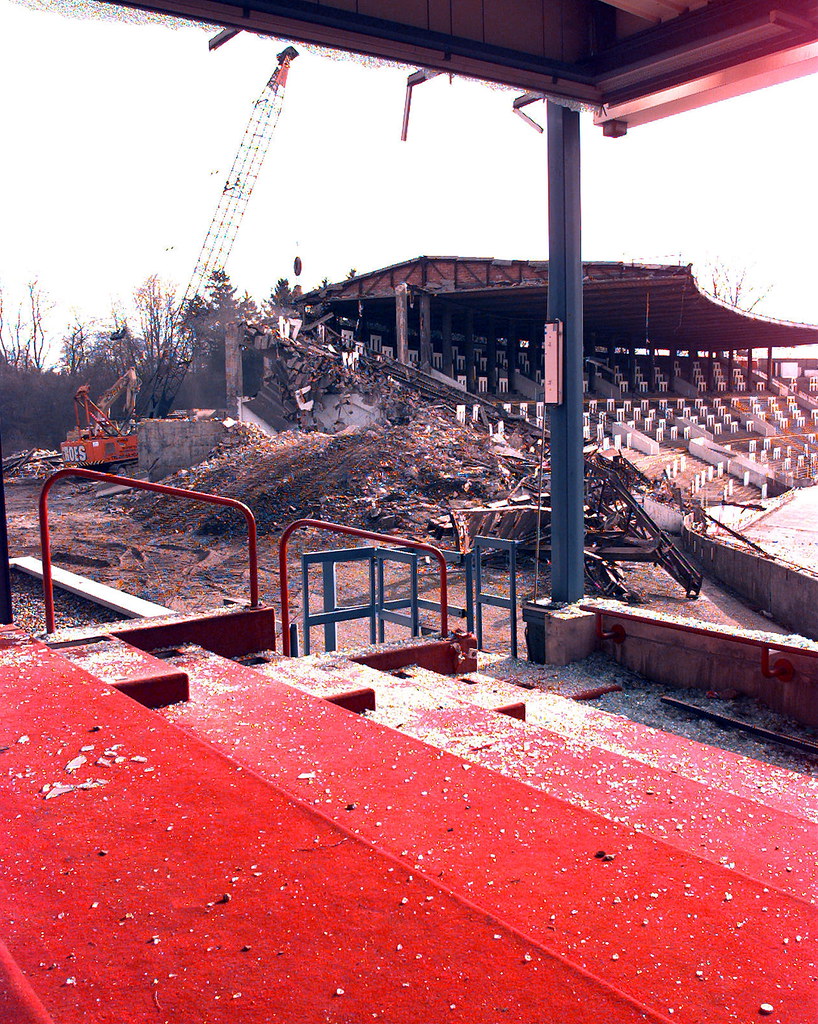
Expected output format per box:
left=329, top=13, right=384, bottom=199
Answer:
left=2, top=632, right=816, bottom=1024
left=162, top=649, right=817, bottom=1024
left=1, top=635, right=686, bottom=1024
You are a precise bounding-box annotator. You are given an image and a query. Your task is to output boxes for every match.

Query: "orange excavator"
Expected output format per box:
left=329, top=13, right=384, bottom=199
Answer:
left=61, top=367, right=140, bottom=471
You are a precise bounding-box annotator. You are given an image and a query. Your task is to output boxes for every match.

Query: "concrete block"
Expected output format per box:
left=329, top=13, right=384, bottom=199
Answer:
left=522, top=602, right=597, bottom=666
left=138, top=419, right=229, bottom=482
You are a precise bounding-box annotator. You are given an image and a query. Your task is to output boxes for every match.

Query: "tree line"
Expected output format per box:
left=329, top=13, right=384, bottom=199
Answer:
left=0, top=271, right=305, bottom=453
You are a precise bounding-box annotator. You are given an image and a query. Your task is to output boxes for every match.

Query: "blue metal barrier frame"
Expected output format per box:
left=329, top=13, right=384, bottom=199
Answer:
left=300, top=545, right=471, bottom=655
left=301, top=546, right=377, bottom=655
left=375, top=548, right=420, bottom=641
left=473, top=536, right=519, bottom=659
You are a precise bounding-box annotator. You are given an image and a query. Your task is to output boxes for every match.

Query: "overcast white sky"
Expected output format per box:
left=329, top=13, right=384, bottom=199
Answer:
left=1, top=0, right=817, bottom=358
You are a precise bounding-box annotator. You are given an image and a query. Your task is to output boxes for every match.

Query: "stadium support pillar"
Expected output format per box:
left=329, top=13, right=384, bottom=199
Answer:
left=464, top=310, right=478, bottom=394
left=508, top=324, right=520, bottom=378
left=486, top=323, right=498, bottom=393
left=767, top=347, right=774, bottom=390
left=419, top=293, right=432, bottom=370
left=441, top=306, right=454, bottom=378
left=546, top=102, right=584, bottom=604
left=395, top=283, right=409, bottom=365
left=225, top=321, right=242, bottom=419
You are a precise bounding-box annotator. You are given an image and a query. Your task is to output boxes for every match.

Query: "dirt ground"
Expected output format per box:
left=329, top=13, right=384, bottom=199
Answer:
left=6, top=477, right=786, bottom=648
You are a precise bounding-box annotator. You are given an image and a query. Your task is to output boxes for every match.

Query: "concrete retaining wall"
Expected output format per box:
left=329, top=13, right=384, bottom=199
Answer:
left=688, top=436, right=771, bottom=490
left=526, top=599, right=818, bottom=726
left=595, top=607, right=818, bottom=727
left=591, top=378, right=619, bottom=399
left=682, top=522, right=818, bottom=641
left=673, top=415, right=713, bottom=442
left=671, top=377, right=698, bottom=398
left=639, top=495, right=683, bottom=534
left=138, top=419, right=229, bottom=481
left=511, top=371, right=543, bottom=400
left=737, top=412, right=778, bottom=437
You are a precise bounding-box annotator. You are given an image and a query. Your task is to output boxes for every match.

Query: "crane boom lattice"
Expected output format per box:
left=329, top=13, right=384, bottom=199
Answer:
left=144, top=45, right=298, bottom=418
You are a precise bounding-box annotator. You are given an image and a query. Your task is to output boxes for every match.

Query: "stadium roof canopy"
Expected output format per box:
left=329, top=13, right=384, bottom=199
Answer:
left=311, top=258, right=818, bottom=350
left=103, top=0, right=818, bottom=131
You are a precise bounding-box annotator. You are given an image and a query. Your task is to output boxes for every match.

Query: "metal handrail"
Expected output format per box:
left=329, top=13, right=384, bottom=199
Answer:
left=279, top=518, right=449, bottom=656
left=39, top=468, right=260, bottom=633
left=580, top=603, right=812, bottom=683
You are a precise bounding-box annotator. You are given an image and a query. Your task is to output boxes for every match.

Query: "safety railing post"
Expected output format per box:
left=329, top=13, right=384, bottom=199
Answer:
left=39, top=468, right=261, bottom=635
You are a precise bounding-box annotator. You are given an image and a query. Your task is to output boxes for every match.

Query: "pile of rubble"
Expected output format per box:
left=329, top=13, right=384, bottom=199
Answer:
left=241, top=328, right=419, bottom=433
left=2, top=448, right=62, bottom=480
left=123, top=327, right=700, bottom=599
left=124, top=413, right=530, bottom=539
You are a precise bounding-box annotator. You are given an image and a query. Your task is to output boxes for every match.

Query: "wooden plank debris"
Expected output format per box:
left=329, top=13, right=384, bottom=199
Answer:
left=9, top=557, right=172, bottom=620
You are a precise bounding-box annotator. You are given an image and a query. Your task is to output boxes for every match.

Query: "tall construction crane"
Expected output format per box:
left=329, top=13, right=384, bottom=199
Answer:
left=142, top=45, right=299, bottom=418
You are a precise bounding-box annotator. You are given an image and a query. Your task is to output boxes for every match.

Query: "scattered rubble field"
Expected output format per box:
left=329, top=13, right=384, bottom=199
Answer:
left=124, top=415, right=520, bottom=538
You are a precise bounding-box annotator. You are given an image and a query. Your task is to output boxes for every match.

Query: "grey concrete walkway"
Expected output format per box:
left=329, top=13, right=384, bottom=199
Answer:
left=743, top=487, right=818, bottom=572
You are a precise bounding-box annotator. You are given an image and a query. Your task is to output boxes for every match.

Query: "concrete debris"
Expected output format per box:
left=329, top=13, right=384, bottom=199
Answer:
left=2, top=447, right=62, bottom=479
left=124, top=413, right=527, bottom=540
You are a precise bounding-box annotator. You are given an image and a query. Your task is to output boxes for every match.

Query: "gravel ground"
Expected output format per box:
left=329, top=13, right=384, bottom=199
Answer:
left=10, top=570, right=122, bottom=635
left=540, top=652, right=818, bottom=778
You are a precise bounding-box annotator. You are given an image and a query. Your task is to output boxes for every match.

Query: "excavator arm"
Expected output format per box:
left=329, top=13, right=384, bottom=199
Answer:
left=95, top=367, right=141, bottom=421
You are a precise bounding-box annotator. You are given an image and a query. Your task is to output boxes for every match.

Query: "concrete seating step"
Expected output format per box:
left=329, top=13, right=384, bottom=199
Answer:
left=164, top=647, right=815, bottom=898
left=274, top=648, right=818, bottom=829
left=155, top=645, right=814, bottom=1024
left=49, top=635, right=189, bottom=708
left=5, top=633, right=633, bottom=1024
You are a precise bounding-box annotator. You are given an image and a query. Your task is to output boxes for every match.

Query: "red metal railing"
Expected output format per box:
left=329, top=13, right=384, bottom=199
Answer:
left=279, top=518, right=449, bottom=656
left=580, top=603, right=811, bottom=683
left=39, top=468, right=260, bottom=634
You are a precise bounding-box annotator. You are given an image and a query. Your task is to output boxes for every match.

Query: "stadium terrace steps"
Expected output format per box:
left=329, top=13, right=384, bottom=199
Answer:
left=157, top=645, right=815, bottom=1024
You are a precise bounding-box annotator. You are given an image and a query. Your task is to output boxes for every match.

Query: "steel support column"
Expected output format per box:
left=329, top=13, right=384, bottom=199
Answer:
left=441, top=306, right=454, bottom=378
left=0, top=420, right=12, bottom=624
left=546, top=102, right=584, bottom=603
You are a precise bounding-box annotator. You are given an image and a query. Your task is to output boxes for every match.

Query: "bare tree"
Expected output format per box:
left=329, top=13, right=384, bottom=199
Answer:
left=134, top=275, right=178, bottom=367
left=27, top=279, right=51, bottom=370
left=699, top=260, right=773, bottom=313
left=0, top=279, right=53, bottom=370
left=60, top=317, right=91, bottom=375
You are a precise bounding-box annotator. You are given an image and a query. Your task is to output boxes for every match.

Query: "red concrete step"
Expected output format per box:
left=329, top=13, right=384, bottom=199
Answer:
left=50, top=636, right=189, bottom=708
left=251, top=648, right=522, bottom=718
left=500, top=686, right=818, bottom=824
left=160, top=647, right=816, bottom=1024
left=410, top=646, right=816, bottom=823
left=265, top=651, right=818, bottom=873
left=397, top=656, right=817, bottom=825
left=1, top=632, right=666, bottom=1024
